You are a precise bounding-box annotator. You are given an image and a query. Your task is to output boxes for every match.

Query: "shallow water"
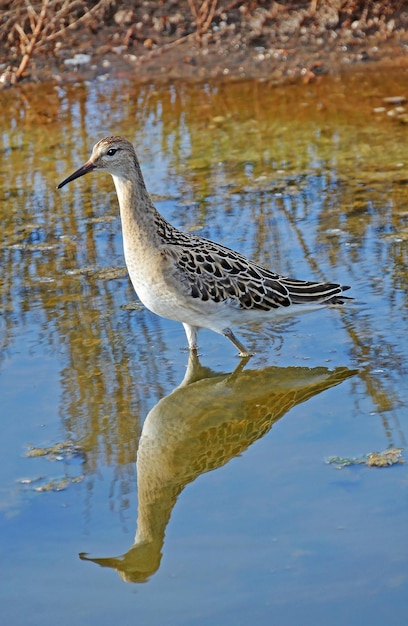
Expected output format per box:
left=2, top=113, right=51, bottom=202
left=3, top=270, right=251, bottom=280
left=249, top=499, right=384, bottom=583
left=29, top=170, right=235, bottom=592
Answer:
left=0, top=68, right=407, bottom=625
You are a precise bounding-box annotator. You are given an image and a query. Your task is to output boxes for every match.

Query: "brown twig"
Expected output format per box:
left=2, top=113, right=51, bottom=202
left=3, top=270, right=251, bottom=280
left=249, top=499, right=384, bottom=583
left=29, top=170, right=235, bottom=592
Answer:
left=187, top=0, right=219, bottom=45
left=7, top=0, right=112, bottom=84
left=12, top=0, right=50, bottom=83
left=38, top=0, right=108, bottom=45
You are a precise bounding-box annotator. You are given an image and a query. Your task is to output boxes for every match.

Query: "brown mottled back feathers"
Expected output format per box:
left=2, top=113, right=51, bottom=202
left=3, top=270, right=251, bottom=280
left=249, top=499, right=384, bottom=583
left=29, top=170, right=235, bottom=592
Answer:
left=161, top=224, right=350, bottom=312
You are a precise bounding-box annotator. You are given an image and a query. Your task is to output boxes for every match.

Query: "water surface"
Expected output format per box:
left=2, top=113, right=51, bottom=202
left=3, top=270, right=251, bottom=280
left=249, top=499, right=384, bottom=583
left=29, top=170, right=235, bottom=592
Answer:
left=0, top=69, right=407, bottom=625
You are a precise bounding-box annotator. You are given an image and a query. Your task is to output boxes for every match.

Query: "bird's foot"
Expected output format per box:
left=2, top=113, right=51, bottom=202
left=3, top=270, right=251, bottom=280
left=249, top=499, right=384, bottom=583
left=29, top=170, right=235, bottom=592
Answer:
left=222, top=327, right=254, bottom=358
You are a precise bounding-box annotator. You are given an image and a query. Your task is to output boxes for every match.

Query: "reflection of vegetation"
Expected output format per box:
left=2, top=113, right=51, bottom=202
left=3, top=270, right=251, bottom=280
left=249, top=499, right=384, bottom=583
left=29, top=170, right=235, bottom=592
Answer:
left=80, top=353, right=356, bottom=583
left=1, top=72, right=407, bottom=508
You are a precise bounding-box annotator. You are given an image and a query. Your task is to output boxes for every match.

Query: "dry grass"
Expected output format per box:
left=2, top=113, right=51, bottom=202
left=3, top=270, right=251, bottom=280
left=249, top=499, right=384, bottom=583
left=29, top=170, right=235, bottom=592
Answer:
left=0, top=1, right=405, bottom=85
left=187, top=0, right=219, bottom=45
left=1, top=0, right=113, bottom=84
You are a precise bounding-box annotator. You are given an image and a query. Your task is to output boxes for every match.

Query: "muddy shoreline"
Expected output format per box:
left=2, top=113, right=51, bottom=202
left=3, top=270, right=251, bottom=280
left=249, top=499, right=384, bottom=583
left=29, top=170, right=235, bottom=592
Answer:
left=1, top=1, right=407, bottom=87
left=55, top=35, right=408, bottom=87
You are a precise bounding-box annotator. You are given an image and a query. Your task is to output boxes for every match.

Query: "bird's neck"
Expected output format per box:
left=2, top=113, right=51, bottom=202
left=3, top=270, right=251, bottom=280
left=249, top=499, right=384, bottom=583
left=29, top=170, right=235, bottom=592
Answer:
left=112, top=168, right=160, bottom=245
left=110, top=158, right=183, bottom=269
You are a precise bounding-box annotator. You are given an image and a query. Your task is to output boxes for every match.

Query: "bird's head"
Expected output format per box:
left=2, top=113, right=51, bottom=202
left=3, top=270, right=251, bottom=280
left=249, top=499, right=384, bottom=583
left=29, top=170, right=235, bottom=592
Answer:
left=57, top=136, right=136, bottom=188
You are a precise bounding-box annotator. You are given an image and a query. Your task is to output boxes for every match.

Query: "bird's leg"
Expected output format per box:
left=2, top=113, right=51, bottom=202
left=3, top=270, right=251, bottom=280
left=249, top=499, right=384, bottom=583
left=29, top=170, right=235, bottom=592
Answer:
left=222, top=327, right=254, bottom=358
left=183, top=323, right=199, bottom=351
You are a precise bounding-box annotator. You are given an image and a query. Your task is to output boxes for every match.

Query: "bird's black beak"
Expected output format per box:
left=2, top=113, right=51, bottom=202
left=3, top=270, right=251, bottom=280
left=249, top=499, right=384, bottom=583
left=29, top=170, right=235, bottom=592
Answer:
left=57, top=160, right=96, bottom=189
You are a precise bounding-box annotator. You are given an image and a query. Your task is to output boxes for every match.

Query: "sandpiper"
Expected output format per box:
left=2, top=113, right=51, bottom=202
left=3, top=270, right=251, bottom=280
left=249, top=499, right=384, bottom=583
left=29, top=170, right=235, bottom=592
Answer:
left=58, top=136, right=351, bottom=357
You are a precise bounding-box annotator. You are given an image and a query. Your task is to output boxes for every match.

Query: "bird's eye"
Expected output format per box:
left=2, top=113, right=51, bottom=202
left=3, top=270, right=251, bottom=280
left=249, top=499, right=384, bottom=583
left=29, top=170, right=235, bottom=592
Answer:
left=106, top=148, right=117, bottom=156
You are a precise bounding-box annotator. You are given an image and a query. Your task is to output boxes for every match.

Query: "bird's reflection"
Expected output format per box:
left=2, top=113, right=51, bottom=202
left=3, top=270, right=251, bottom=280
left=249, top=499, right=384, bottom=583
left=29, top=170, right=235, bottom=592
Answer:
left=80, top=353, right=356, bottom=583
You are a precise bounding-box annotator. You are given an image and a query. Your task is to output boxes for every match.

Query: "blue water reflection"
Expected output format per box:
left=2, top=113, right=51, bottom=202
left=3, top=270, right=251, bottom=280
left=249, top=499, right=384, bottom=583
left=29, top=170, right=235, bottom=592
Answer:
left=0, top=71, right=407, bottom=625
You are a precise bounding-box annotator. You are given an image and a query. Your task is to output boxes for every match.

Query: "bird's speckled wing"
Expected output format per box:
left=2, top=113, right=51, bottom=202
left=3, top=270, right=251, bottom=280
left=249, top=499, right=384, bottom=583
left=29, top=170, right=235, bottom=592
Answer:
left=164, top=233, right=349, bottom=311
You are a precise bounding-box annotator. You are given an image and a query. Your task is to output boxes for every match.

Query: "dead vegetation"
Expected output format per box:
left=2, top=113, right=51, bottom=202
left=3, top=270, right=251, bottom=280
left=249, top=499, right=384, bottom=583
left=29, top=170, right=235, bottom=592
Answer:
left=0, top=1, right=406, bottom=86
left=0, top=0, right=113, bottom=84
left=187, top=0, right=219, bottom=45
